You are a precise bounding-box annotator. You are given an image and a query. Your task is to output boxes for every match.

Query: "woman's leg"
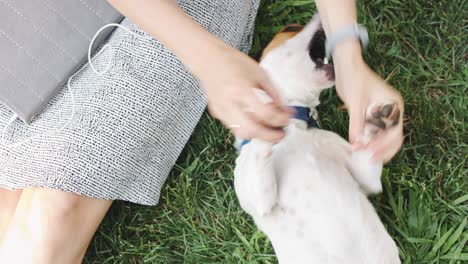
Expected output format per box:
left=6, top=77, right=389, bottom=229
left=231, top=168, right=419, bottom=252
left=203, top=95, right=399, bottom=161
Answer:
left=0, top=187, right=112, bottom=264
left=0, top=188, right=22, bottom=240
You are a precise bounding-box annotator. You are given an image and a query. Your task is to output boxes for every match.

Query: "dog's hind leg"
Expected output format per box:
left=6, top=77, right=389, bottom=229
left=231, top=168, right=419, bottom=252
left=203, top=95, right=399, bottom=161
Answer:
left=234, top=140, right=277, bottom=217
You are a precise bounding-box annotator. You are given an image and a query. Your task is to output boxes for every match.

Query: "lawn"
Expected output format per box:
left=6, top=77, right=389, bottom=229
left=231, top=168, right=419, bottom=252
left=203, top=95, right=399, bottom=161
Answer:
left=85, top=0, right=467, bottom=263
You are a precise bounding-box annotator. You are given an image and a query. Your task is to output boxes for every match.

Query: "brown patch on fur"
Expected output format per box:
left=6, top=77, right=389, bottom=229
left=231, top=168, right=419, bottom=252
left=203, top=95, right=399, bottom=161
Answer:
left=260, top=24, right=304, bottom=61
left=280, top=24, right=304, bottom=33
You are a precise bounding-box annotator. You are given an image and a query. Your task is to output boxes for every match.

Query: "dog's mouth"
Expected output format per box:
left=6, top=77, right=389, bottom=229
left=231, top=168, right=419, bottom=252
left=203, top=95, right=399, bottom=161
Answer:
left=308, top=25, right=335, bottom=81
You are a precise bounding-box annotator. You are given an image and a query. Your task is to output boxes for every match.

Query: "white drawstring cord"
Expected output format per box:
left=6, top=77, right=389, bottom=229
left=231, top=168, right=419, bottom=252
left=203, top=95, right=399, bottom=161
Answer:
left=87, top=23, right=153, bottom=75
left=1, top=23, right=153, bottom=148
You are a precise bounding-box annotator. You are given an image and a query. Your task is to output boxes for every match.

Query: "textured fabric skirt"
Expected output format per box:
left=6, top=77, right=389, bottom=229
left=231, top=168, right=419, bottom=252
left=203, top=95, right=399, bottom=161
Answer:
left=0, top=0, right=260, bottom=205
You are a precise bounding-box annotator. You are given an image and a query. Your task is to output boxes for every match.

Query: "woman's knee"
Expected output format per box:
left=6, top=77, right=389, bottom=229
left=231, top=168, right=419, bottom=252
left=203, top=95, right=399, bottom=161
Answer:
left=0, top=188, right=112, bottom=263
left=0, top=188, right=22, bottom=239
left=0, top=188, right=22, bottom=214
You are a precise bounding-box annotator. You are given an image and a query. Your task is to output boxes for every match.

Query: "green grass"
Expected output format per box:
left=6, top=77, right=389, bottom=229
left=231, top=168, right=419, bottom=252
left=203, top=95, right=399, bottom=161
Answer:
left=85, top=0, right=467, bottom=263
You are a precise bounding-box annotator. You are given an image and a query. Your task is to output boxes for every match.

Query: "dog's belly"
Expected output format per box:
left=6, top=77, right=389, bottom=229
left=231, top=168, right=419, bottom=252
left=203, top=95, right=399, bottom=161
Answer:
left=253, top=129, right=398, bottom=263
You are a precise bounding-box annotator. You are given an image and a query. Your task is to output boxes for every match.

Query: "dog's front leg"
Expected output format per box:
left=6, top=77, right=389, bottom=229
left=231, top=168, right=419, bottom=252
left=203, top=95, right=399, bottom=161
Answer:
left=347, top=101, right=401, bottom=195
left=234, top=140, right=277, bottom=217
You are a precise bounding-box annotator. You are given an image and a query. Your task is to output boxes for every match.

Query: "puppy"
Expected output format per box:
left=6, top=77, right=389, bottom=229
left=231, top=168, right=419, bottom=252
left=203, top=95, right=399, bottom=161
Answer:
left=234, top=15, right=401, bottom=264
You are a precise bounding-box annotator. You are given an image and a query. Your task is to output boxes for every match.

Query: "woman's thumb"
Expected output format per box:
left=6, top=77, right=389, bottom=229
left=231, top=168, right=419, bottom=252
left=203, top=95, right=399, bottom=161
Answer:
left=348, top=104, right=366, bottom=146
left=257, top=72, right=282, bottom=104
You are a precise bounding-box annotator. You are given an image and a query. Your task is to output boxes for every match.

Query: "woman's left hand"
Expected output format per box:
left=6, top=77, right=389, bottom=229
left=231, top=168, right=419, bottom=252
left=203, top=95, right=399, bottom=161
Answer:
left=336, top=58, right=404, bottom=163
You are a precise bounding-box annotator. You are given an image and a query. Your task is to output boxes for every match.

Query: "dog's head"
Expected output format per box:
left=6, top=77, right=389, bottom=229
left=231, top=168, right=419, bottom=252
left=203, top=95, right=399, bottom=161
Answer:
left=259, top=15, right=335, bottom=106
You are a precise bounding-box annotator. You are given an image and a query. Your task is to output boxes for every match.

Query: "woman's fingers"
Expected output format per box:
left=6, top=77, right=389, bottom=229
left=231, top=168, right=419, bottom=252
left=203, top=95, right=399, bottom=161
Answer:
left=208, top=88, right=287, bottom=143
left=251, top=102, right=291, bottom=128
left=226, top=103, right=285, bottom=142
left=367, top=88, right=404, bottom=162
left=367, top=124, right=404, bottom=163
left=242, top=90, right=291, bottom=128
left=257, top=72, right=281, bottom=104
left=348, top=101, right=367, bottom=145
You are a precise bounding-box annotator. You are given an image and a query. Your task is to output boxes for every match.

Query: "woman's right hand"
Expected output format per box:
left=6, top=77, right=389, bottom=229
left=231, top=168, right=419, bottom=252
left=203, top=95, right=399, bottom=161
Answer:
left=106, top=0, right=291, bottom=142
left=196, top=46, right=293, bottom=142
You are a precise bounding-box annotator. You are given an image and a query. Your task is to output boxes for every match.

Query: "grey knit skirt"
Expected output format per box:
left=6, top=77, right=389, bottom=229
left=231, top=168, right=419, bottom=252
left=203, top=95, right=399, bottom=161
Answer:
left=0, top=0, right=260, bottom=205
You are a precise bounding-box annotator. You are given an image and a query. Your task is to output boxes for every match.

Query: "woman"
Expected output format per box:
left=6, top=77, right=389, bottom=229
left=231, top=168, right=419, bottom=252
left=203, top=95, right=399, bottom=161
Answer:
left=0, top=0, right=403, bottom=262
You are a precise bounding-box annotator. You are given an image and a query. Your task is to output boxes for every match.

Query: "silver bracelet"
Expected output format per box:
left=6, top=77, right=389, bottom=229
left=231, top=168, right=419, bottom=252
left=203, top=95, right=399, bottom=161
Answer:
left=324, top=23, right=369, bottom=64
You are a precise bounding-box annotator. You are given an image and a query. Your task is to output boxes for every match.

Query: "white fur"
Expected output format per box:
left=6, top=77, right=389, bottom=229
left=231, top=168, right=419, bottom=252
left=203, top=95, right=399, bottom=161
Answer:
left=234, top=15, right=400, bottom=264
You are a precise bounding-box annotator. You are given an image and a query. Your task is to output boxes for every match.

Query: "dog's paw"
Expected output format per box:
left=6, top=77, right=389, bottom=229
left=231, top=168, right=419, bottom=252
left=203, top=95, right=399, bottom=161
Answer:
left=362, top=101, right=401, bottom=144
left=366, top=101, right=400, bottom=129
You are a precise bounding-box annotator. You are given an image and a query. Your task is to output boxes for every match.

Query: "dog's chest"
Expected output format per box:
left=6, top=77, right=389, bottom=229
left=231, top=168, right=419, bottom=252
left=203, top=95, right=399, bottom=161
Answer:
left=271, top=127, right=352, bottom=187
left=252, top=129, right=375, bottom=261
left=235, top=126, right=399, bottom=264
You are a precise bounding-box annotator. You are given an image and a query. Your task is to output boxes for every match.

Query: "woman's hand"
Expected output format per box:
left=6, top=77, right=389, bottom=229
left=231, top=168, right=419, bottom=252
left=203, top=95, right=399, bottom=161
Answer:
left=106, top=1, right=291, bottom=143
left=335, top=53, right=404, bottom=163
left=197, top=47, right=292, bottom=142
left=315, top=0, right=404, bottom=163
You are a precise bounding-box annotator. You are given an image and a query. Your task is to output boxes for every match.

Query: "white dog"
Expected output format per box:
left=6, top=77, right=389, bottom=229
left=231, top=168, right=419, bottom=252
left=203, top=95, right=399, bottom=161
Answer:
left=234, top=15, right=401, bottom=264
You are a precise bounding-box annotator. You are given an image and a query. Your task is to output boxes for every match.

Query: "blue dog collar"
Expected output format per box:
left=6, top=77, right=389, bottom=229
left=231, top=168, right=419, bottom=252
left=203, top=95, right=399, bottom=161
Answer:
left=240, top=106, right=319, bottom=147
left=292, top=106, right=319, bottom=128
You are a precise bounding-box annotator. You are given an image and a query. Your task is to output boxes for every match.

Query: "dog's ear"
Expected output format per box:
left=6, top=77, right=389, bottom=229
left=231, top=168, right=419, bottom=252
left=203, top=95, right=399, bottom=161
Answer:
left=260, top=24, right=304, bottom=61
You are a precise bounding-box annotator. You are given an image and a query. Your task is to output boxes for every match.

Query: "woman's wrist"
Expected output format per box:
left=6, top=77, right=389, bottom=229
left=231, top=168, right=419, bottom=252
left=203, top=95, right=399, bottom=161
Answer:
left=187, top=42, right=234, bottom=79
left=333, top=38, right=364, bottom=72
left=315, top=0, right=364, bottom=70
left=333, top=37, right=365, bottom=76
left=332, top=39, right=367, bottom=104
